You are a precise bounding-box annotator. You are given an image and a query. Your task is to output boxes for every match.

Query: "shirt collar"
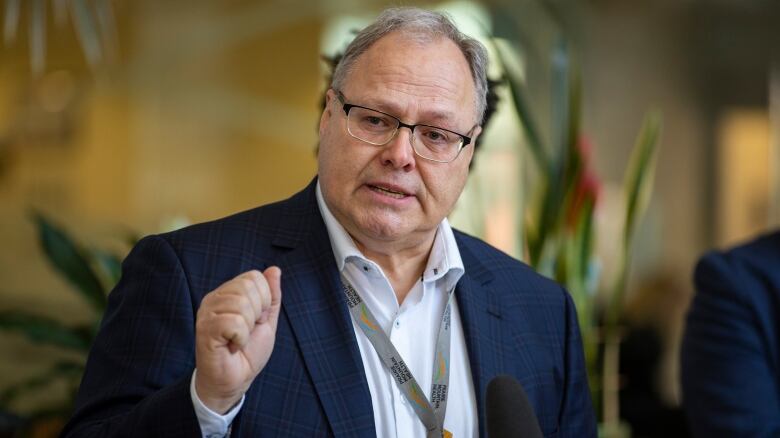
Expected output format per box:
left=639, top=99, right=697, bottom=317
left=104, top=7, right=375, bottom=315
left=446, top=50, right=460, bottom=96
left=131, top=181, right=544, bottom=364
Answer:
left=315, top=181, right=465, bottom=287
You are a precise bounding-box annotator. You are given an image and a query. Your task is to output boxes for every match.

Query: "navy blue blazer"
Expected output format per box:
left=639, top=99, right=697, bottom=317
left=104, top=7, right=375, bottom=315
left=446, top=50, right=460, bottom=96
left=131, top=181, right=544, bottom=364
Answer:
left=63, top=179, right=595, bottom=437
left=681, top=231, right=780, bottom=436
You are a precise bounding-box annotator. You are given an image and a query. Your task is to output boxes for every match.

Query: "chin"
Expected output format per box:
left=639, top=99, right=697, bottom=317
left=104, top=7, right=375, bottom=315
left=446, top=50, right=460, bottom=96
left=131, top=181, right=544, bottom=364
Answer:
left=355, top=212, right=410, bottom=242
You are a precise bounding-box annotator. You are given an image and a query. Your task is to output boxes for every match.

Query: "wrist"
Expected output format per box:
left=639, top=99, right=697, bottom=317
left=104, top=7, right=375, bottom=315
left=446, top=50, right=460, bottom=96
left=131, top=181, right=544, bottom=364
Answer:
left=193, top=371, right=244, bottom=414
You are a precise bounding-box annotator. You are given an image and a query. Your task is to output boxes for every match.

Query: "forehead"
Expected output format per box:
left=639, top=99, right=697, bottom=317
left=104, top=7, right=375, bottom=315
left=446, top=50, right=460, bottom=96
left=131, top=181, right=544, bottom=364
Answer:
left=341, top=32, right=477, bottom=125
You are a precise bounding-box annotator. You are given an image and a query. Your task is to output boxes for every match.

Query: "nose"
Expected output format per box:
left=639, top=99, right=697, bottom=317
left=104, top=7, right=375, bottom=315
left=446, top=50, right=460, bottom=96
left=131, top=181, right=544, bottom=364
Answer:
left=379, top=126, right=417, bottom=171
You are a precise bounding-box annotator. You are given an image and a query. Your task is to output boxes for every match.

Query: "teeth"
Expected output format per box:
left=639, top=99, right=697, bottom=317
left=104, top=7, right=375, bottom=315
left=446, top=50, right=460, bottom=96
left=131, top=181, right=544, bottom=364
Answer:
left=370, top=185, right=406, bottom=199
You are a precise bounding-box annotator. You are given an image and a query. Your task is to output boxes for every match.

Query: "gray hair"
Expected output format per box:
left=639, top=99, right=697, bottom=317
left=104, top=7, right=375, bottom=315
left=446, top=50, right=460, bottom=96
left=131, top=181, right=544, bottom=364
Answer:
left=331, top=7, right=489, bottom=124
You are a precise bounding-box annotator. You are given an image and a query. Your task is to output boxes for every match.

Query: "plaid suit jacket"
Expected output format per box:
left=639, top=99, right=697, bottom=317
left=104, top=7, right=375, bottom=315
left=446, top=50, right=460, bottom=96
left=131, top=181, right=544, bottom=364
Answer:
left=62, top=178, right=595, bottom=437
left=682, top=231, right=780, bottom=436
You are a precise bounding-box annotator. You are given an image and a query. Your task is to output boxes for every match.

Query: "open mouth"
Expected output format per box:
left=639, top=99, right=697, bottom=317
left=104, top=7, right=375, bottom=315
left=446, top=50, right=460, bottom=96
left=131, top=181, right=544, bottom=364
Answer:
left=368, top=184, right=408, bottom=199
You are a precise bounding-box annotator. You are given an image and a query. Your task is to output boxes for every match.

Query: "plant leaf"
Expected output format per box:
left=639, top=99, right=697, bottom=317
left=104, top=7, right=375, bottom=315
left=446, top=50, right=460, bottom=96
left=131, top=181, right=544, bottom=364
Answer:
left=0, top=312, right=91, bottom=351
left=30, top=0, right=46, bottom=76
left=91, top=248, right=122, bottom=288
left=623, top=110, right=662, bottom=248
left=551, top=39, right=570, bottom=162
left=576, top=196, right=595, bottom=285
left=492, top=38, right=549, bottom=172
left=606, top=110, right=662, bottom=326
left=531, top=44, right=581, bottom=268
left=95, top=0, right=119, bottom=64
left=2, top=0, right=20, bottom=44
left=0, top=361, right=83, bottom=405
left=32, top=212, right=107, bottom=311
left=537, top=0, right=566, bottom=33
left=69, top=0, right=103, bottom=69
left=53, top=0, right=69, bottom=27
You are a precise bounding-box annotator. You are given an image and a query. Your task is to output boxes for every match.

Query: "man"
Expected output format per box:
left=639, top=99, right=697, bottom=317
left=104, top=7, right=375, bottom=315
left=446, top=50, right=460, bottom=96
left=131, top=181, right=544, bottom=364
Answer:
left=63, top=8, right=595, bottom=437
left=681, top=230, right=780, bottom=436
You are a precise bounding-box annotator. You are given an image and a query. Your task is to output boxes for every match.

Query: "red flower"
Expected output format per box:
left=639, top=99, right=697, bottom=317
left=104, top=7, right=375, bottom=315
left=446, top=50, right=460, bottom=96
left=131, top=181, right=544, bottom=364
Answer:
left=566, top=135, right=601, bottom=230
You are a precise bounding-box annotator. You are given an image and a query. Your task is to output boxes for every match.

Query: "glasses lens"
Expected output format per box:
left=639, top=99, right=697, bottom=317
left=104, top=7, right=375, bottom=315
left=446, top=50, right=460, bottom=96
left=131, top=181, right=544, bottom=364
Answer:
left=414, top=126, right=463, bottom=162
left=345, top=104, right=465, bottom=163
left=347, top=107, right=398, bottom=145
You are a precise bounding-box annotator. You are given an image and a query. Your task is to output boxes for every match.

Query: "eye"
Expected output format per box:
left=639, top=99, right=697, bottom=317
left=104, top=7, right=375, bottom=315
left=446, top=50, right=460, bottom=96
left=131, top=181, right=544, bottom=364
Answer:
left=427, top=131, right=444, bottom=141
left=364, top=116, right=386, bottom=127
left=420, top=127, right=452, bottom=144
left=352, top=108, right=395, bottom=133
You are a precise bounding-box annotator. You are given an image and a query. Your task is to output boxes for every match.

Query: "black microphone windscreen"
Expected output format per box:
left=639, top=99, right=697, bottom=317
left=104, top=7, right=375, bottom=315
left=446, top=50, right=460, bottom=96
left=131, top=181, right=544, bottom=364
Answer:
left=486, top=375, right=544, bottom=438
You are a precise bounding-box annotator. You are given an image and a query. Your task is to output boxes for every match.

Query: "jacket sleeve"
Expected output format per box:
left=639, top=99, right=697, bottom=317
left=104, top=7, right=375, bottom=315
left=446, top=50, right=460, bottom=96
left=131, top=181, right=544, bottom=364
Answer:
left=557, top=287, right=598, bottom=437
left=61, top=235, right=202, bottom=437
left=681, top=251, right=780, bottom=437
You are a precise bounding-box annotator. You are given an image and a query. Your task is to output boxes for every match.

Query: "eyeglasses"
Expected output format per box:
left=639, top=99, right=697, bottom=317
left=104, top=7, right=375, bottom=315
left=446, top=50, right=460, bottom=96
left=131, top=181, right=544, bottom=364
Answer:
left=334, top=90, right=473, bottom=163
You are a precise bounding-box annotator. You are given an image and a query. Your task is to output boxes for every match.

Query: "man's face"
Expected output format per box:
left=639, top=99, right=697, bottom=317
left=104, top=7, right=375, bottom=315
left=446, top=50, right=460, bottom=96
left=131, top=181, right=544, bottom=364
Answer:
left=318, top=31, right=482, bottom=250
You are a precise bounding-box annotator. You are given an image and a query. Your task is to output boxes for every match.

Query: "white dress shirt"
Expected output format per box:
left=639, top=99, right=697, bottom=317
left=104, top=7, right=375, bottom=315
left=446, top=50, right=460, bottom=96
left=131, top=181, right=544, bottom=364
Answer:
left=191, top=183, right=478, bottom=437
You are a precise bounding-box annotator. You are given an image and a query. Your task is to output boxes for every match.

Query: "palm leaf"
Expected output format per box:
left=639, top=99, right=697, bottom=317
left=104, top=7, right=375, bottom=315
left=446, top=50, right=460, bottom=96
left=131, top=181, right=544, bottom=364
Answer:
left=29, top=0, right=46, bottom=76
left=492, top=38, right=550, bottom=173
left=623, top=110, right=662, bottom=247
left=0, top=312, right=91, bottom=351
left=95, top=0, right=118, bottom=64
left=537, top=0, right=566, bottom=33
left=606, top=110, right=662, bottom=326
left=91, top=249, right=122, bottom=289
left=53, top=0, right=68, bottom=27
left=32, top=212, right=107, bottom=312
left=69, top=0, right=103, bottom=69
left=531, top=44, right=581, bottom=268
left=576, top=195, right=595, bottom=285
left=2, top=0, right=20, bottom=44
left=0, top=361, right=83, bottom=405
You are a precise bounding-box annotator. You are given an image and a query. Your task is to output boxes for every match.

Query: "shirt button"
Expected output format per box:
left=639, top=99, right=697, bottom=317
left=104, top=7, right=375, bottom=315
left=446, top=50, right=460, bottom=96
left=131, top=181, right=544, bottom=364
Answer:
left=394, top=319, right=400, bottom=328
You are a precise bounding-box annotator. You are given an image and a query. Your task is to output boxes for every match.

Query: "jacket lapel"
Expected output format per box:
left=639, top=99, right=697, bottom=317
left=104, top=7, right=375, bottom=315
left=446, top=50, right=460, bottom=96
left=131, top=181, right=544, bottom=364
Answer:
left=454, top=235, right=510, bottom=437
left=272, top=180, right=375, bottom=436
left=266, top=181, right=512, bottom=436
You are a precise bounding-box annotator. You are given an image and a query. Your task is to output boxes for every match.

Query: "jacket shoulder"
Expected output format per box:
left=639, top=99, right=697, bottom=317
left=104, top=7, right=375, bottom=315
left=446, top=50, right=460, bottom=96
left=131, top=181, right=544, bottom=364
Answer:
left=453, top=229, right=561, bottom=287
left=695, top=230, right=780, bottom=288
left=157, top=183, right=317, bottom=252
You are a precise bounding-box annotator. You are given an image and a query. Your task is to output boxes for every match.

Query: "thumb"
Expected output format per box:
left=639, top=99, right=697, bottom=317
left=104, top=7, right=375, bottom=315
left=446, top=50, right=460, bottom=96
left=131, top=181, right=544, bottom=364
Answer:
left=263, top=266, right=282, bottom=326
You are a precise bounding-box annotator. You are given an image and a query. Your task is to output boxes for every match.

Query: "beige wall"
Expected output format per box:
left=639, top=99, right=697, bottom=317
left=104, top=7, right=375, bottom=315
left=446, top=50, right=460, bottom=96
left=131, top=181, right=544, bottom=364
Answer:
left=0, top=2, right=325, bottom=407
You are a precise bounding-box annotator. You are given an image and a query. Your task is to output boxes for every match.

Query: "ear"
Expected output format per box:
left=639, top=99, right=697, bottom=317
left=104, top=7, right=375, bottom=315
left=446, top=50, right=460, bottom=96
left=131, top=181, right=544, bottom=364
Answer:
left=319, top=89, right=336, bottom=138
left=470, top=125, right=483, bottom=144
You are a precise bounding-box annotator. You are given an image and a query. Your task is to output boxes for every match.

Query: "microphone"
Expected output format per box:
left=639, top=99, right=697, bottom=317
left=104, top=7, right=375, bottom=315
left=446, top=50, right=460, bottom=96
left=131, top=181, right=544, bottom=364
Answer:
left=486, top=375, right=544, bottom=438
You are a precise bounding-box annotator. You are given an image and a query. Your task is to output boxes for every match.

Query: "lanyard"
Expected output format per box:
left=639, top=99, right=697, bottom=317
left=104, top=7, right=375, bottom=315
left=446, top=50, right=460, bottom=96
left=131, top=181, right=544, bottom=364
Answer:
left=341, top=276, right=453, bottom=438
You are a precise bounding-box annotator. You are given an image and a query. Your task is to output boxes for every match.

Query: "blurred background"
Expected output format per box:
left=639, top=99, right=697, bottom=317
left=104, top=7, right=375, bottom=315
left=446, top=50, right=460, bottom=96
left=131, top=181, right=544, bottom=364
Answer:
left=0, top=0, right=778, bottom=436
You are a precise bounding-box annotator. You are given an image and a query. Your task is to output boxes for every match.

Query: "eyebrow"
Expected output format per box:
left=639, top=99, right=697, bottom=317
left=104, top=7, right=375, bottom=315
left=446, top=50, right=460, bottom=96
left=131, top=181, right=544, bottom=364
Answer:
left=366, top=99, right=459, bottom=129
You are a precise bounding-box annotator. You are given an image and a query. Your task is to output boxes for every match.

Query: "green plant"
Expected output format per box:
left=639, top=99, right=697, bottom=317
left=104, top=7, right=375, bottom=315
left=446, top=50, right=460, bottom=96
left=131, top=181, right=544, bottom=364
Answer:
left=1, top=0, right=118, bottom=75
left=493, top=38, right=661, bottom=436
left=0, top=213, right=130, bottom=432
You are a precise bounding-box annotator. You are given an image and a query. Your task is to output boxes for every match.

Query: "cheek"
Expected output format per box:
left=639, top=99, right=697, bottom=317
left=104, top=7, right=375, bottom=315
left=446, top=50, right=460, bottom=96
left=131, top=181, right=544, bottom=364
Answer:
left=319, top=137, right=371, bottom=191
left=420, top=164, right=469, bottom=210
left=318, top=139, right=347, bottom=198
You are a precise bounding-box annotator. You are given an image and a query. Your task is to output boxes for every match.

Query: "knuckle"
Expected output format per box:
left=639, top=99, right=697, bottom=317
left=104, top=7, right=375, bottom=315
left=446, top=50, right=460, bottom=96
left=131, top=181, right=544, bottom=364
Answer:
left=225, top=313, right=246, bottom=328
left=234, top=293, right=247, bottom=306
left=242, top=270, right=262, bottom=282
left=239, top=278, right=256, bottom=293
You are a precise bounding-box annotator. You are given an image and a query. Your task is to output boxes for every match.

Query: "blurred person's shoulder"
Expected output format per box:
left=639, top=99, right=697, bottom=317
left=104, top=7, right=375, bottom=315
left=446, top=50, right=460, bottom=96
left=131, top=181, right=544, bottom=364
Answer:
left=701, top=230, right=780, bottom=271
left=694, top=229, right=780, bottom=300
